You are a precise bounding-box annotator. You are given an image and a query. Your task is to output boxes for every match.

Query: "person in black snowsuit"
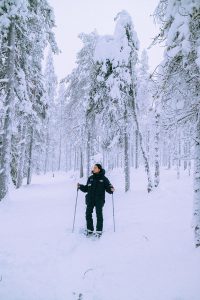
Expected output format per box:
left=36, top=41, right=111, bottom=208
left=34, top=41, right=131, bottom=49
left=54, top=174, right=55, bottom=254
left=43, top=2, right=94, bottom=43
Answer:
left=77, top=164, right=114, bottom=237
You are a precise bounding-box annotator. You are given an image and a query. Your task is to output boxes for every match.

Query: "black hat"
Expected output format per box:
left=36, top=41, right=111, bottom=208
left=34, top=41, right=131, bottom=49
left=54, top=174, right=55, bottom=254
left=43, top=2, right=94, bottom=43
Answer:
left=95, top=163, right=102, bottom=171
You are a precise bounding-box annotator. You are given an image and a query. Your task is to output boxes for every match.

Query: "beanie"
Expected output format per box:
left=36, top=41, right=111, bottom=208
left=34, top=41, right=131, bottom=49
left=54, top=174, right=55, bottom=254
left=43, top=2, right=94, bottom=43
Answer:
left=95, top=163, right=102, bottom=171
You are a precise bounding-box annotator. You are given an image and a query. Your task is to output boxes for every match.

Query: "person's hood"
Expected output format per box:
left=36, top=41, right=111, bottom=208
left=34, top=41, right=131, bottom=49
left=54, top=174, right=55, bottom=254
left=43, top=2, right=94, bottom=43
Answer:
left=92, top=168, right=105, bottom=176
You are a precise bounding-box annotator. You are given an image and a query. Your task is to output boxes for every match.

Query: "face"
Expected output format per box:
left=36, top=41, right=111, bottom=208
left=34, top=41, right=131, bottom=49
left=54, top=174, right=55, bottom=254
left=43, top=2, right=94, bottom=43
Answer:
left=92, top=165, right=101, bottom=174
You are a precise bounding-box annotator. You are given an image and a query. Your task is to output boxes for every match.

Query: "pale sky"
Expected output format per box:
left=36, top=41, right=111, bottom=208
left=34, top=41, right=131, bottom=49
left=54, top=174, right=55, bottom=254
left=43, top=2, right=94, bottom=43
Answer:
left=48, top=0, right=163, bottom=80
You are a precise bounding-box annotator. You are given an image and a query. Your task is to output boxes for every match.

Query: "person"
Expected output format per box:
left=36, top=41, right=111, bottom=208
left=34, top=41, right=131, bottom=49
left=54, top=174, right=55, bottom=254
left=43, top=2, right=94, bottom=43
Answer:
left=77, top=164, right=115, bottom=237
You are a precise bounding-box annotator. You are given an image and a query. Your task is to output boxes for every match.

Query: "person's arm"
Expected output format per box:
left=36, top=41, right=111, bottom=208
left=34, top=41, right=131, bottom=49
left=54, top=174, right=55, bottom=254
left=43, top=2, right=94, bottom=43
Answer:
left=78, top=178, right=89, bottom=193
left=104, top=177, right=114, bottom=194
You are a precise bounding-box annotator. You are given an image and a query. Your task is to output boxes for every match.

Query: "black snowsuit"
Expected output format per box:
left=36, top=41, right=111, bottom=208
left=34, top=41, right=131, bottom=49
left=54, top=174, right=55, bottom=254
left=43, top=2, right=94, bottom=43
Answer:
left=79, top=169, right=113, bottom=232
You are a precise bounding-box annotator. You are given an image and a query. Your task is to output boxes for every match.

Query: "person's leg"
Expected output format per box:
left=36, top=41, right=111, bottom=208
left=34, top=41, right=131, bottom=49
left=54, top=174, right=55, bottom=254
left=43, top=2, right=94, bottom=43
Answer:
left=86, top=202, right=95, bottom=232
left=95, top=203, right=104, bottom=232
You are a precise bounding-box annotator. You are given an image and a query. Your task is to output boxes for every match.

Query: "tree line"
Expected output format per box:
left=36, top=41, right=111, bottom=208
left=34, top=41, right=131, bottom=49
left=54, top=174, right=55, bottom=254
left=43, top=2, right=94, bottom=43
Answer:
left=0, top=1, right=199, bottom=247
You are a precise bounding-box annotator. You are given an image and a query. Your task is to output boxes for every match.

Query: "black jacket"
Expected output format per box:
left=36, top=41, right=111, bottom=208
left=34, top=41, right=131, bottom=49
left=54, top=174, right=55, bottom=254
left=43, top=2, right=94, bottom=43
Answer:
left=79, top=169, right=113, bottom=205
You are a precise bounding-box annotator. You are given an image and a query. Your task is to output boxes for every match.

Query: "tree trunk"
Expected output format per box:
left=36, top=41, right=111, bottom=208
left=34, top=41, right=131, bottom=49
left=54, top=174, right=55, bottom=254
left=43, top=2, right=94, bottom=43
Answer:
left=183, top=139, right=188, bottom=170
left=135, top=129, right=139, bottom=169
left=178, top=136, right=181, bottom=168
left=146, top=129, right=150, bottom=162
left=69, top=144, right=72, bottom=170
left=103, top=150, right=106, bottom=168
left=58, top=127, right=62, bottom=171
left=80, top=149, right=84, bottom=178
left=176, top=130, right=181, bottom=179
left=167, top=135, right=171, bottom=169
left=124, top=108, right=130, bottom=192
left=51, top=147, right=55, bottom=176
left=188, top=140, right=191, bottom=176
left=194, top=118, right=200, bottom=248
left=44, top=119, right=50, bottom=174
left=131, top=97, right=153, bottom=193
left=86, top=130, right=91, bottom=177
left=65, top=142, right=69, bottom=172
left=0, top=23, right=15, bottom=200
left=27, top=127, right=34, bottom=185
left=16, top=121, right=27, bottom=188
left=74, top=147, right=76, bottom=171
left=154, top=113, right=160, bottom=188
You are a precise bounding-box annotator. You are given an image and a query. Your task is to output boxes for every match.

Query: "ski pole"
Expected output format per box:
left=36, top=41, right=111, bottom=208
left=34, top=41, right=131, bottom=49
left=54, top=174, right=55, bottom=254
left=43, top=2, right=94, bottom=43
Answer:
left=112, top=193, right=116, bottom=232
left=72, top=188, right=79, bottom=233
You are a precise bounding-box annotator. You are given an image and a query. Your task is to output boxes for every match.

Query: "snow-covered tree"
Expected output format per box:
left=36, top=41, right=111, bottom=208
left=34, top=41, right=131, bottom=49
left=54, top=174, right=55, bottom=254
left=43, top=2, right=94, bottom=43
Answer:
left=43, top=49, right=57, bottom=174
left=94, top=11, right=153, bottom=192
left=0, top=0, right=57, bottom=199
left=136, top=49, right=152, bottom=169
left=0, top=0, right=26, bottom=197
left=153, top=0, right=200, bottom=247
left=64, top=31, right=98, bottom=177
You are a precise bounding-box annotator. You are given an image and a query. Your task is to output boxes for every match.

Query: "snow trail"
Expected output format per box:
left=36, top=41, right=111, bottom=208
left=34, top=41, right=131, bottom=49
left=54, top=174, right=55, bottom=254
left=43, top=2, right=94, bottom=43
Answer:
left=0, top=170, right=200, bottom=300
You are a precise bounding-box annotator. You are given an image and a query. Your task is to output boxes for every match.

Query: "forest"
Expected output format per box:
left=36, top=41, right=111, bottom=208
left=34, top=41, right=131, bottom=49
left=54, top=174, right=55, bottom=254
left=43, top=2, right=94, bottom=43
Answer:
left=1, top=0, right=199, bottom=245
left=0, top=1, right=200, bottom=299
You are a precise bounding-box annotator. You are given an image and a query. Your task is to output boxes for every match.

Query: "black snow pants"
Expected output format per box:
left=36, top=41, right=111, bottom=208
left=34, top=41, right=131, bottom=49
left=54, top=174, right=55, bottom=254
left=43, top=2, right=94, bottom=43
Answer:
left=85, top=201, right=104, bottom=232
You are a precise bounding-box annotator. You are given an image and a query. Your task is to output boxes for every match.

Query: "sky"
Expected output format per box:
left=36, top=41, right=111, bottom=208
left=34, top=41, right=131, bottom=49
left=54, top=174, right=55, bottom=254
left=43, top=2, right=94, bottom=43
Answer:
left=48, top=0, right=164, bottom=80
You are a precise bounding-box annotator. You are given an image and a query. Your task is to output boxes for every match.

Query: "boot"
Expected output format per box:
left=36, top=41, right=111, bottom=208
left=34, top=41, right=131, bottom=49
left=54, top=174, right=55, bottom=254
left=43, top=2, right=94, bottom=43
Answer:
left=95, top=231, right=102, bottom=238
left=86, top=229, right=94, bottom=236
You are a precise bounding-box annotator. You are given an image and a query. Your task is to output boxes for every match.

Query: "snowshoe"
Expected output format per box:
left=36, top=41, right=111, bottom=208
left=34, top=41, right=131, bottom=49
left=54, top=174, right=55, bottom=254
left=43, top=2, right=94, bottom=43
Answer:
left=85, top=229, right=94, bottom=237
left=95, top=231, right=102, bottom=238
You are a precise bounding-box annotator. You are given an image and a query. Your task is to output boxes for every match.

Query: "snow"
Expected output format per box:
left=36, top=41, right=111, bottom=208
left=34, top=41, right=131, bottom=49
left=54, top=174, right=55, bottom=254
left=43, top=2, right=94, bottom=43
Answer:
left=94, top=10, right=139, bottom=65
left=166, top=13, right=190, bottom=53
left=0, top=79, right=9, bottom=83
left=114, top=10, right=139, bottom=50
left=0, top=168, right=200, bottom=300
left=156, top=0, right=200, bottom=62
left=94, top=35, right=115, bottom=62
left=0, top=0, right=28, bottom=29
left=166, top=0, right=200, bottom=19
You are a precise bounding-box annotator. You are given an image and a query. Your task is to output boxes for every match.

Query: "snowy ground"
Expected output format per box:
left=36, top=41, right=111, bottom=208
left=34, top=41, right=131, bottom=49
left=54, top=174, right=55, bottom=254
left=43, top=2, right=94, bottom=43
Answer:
left=0, top=168, right=200, bottom=300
